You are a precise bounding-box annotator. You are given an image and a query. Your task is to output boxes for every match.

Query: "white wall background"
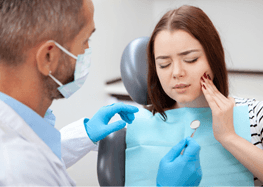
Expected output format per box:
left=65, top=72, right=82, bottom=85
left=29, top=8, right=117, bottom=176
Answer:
left=49, top=0, right=263, bottom=186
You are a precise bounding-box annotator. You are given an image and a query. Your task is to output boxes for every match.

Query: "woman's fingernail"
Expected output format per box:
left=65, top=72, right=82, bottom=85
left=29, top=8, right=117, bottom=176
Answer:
left=201, top=76, right=205, bottom=82
left=207, top=74, right=211, bottom=80
left=204, top=73, right=207, bottom=79
left=202, top=84, right=206, bottom=89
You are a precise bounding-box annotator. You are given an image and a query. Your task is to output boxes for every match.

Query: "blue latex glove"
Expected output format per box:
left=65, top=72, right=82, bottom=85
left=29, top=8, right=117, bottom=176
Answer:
left=156, top=137, right=202, bottom=186
left=84, top=102, right=139, bottom=143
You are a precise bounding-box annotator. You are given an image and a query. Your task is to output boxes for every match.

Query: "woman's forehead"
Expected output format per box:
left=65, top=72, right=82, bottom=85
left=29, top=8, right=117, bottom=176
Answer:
left=154, top=30, right=203, bottom=56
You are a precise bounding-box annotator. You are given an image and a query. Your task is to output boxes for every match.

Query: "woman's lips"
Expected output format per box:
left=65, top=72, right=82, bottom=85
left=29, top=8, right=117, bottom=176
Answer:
left=173, top=84, right=190, bottom=89
left=173, top=84, right=190, bottom=93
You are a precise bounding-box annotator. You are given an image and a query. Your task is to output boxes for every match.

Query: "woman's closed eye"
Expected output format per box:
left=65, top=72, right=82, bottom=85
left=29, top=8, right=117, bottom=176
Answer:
left=184, top=57, right=198, bottom=63
left=159, top=63, right=171, bottom=68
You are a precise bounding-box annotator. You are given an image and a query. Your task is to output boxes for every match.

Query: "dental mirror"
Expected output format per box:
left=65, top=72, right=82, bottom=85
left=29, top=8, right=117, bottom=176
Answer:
left=181, top=120, right=201, bottom=155
left=190, top=120, right=200, bottom=138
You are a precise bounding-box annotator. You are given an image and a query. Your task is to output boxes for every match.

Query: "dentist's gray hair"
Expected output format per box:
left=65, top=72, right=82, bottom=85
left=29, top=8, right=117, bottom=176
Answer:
left=0, top=0, right=87, bottom=65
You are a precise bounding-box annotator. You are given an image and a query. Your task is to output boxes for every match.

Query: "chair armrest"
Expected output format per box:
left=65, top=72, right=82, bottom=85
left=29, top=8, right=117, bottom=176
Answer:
left=97, top=128, right=126, bottom=186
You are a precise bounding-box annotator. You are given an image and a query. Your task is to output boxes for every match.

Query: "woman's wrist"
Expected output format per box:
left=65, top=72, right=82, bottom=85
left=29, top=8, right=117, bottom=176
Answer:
left=217, top=132, right=238, bottom=147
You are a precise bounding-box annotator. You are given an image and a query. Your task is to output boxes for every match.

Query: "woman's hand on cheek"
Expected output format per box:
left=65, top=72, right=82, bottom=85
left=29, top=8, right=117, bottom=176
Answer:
left=201, top=73, right=236, bottom=143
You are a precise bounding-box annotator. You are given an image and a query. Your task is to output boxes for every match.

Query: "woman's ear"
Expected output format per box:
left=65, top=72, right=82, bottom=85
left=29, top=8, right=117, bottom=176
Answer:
left=36, top=41, right=60, bottom=76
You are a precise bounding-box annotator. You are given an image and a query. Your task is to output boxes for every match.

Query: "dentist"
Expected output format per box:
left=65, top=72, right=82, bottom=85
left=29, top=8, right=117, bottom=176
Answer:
left=0, top=0, right=201, bottom=186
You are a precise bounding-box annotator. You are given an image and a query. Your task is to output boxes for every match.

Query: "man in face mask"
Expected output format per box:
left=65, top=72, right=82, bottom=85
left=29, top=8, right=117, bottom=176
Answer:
left=0, top=0, right=202, bottom=186
left=0, top=0, right=139, bottom=185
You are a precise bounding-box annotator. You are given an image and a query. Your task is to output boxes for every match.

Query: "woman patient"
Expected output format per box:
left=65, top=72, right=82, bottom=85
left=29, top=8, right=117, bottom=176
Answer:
left=125, top=5, right=263, bottom=186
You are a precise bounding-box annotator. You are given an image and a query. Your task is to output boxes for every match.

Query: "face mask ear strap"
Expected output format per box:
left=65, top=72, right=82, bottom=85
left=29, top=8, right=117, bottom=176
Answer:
left=48, top=71, right=63, bottom=86
left=47, top=40, right=78, bottom=60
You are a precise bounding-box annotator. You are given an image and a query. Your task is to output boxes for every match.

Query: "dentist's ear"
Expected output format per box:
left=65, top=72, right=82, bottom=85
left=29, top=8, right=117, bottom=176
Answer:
left=36, top=41, right=61, bottom=76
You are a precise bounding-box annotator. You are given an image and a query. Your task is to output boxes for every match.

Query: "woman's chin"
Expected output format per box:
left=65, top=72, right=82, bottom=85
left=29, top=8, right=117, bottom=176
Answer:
left=174, top=95, right=205, bottom=108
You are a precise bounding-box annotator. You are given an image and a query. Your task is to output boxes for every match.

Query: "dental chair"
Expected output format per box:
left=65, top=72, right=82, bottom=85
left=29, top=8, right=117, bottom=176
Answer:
left=97, top=37, right=150, bottom=186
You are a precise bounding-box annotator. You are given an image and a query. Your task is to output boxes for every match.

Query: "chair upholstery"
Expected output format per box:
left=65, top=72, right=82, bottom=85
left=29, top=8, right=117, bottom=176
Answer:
left=97, top=128, right=126, bottom=186
left=120, top=36, right=150, bottom=105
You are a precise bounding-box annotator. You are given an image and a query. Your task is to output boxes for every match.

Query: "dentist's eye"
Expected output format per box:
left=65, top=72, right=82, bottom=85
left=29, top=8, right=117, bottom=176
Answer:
left=185, top=58, right=198, bottom=63
left=160, top=64, right=170, bottom=68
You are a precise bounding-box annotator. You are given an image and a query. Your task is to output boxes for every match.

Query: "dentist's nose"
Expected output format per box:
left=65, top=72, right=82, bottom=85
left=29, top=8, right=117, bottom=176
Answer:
left=172, top=61, right=185, bottom=79
left=82, top=42, right=90, bottom=53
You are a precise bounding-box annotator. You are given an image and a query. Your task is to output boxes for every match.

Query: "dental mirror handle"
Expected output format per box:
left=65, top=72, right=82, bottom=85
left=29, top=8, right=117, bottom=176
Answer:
left=190, top=129, right=197, bottom=138
left=180, top=129, right=197, bottom=155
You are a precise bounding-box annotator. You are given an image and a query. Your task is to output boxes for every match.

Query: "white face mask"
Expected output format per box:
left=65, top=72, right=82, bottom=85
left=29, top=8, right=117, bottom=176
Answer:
left=48, top=40, right=92, bottom=98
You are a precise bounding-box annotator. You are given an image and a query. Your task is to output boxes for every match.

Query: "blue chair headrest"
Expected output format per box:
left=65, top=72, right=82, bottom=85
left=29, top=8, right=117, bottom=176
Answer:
left=120, top=37, right=150, bottom=105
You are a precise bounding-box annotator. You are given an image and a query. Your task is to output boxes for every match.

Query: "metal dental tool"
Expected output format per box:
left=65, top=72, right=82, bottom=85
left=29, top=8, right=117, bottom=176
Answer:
left=180, top=120, right=201, bottom=155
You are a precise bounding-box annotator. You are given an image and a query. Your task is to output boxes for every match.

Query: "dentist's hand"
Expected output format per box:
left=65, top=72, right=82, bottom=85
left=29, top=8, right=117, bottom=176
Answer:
left=84, top=102, right=139, bottom=143
left=156, top=137, right=202, bottom=186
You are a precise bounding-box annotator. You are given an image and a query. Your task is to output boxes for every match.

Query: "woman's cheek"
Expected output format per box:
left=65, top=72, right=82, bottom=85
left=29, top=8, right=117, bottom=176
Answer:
left=192, top=81, right=203, bottom=94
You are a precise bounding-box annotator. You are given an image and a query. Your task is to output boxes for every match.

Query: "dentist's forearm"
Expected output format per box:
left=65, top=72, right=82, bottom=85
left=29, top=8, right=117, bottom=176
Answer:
left=220, top=133, right=263, bottom=182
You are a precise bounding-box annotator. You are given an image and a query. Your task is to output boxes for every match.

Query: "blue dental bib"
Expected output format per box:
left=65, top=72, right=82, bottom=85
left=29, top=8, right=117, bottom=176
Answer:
left=125, top=106, right=254, bottom=186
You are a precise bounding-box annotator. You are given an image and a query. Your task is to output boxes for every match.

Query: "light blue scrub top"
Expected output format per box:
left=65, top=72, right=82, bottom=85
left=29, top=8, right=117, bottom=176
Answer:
left=0, top=92, right=61, bottom=159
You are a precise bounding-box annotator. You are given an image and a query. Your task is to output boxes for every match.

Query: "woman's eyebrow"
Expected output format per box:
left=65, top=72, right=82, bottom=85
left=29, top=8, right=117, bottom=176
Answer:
left=178, top=49, right=201, bottom=56
left=155, top=55, right=171, bottom=60
left=155, top=49, right=201, bottom=60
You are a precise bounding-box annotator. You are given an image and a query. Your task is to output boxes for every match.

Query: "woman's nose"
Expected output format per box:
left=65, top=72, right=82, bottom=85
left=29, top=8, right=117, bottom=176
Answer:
left=172, top=62, right=185, bottom=79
